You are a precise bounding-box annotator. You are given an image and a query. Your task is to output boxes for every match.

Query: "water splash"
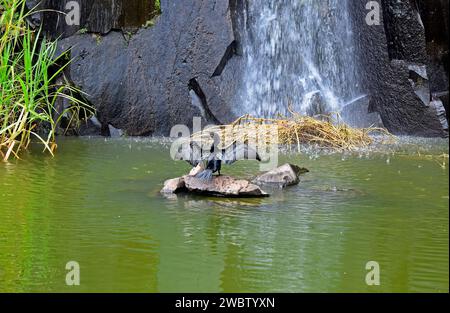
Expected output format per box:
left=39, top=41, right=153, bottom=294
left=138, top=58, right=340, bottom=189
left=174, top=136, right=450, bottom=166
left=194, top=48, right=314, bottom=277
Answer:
left=237, top=0, right=361, bottom=117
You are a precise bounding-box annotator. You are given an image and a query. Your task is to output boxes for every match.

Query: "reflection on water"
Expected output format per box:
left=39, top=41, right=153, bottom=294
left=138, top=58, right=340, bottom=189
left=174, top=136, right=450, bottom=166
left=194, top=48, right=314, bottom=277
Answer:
left=0, top=137, right=448, bottom=292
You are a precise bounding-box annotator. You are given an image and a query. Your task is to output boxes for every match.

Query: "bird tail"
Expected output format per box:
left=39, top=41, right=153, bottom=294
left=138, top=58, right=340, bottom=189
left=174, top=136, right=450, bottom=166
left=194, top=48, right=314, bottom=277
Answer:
left=195, top=169, right=214, bottom=182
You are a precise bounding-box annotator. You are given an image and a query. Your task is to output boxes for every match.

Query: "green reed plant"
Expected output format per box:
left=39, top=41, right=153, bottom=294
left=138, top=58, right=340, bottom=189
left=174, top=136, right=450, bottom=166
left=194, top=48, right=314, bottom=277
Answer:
left=0, top=0, right=93, bottom=161
left=155, top=0, right=161, bottom=13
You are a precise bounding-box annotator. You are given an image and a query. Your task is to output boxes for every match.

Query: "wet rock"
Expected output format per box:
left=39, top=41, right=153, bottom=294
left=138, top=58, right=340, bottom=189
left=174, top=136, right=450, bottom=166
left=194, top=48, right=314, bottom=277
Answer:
left=349, top=0, right=448, bottom=137
left=416, top=0, right=449, bottom=96
left=108, top=124, right=124, bottom=137
left=183, top=175, right=268, bottom=198
left=188, top=164, right=203, bottom=176
left=161, top=177, right=186, bottom=194
left=161, top=171, right=269, bottom=198
left=434, top=92, right=449, bottom=121
left=32, top=0, right=159, bottom=38
left=408, top=64, right=430, bottom=107
left=77, top=116, right=102, bottom=136
left=36, top=0, right=448, bottom=138
left=253, top=163, right=309, bottom=188
left=429, top=99, right=449, bottom=134
left=53, top=0, right=241, bottom=136
left=306, top=91, right=329, bottom=117
left=25, top=0, right=42, bottom=27
left=340, top=96, right=384, bottom=128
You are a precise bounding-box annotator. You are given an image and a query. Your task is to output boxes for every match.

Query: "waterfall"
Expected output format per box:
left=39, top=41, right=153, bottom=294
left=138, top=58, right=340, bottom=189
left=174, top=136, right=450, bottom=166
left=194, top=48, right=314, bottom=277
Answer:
left=238, top=0, right=361, bottom=117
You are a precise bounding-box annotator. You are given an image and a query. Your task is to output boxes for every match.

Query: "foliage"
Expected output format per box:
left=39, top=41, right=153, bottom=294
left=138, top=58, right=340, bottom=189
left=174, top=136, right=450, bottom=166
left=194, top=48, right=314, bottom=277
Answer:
left=0, top=0, right=94, bottom=161
left=155, top=0, right=161, bottom=13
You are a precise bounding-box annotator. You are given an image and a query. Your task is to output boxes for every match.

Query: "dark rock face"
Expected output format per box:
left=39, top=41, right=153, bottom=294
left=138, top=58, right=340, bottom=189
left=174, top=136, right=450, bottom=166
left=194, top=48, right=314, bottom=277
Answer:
left=34, top=0, right=448, bottom=137
left=349, top=0, right=449, bottom=137
left=340, top=96, right=384, bottom=128
left=417, top=0, right=449, bottom=98
left=50, top=0, right=241, bottom=136
left=33, top=0, right=157, bottom=37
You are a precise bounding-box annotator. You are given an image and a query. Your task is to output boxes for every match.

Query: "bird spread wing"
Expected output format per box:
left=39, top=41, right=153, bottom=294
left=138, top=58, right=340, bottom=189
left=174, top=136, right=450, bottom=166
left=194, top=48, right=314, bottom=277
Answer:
left=177, top=140, right=211, bottom=167
left=221, top=142, right=261, bottom=165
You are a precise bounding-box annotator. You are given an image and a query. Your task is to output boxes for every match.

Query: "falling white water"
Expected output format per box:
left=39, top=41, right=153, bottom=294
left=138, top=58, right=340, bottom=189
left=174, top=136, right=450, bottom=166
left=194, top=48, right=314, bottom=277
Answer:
left=238, top=0, right=361, bottom=117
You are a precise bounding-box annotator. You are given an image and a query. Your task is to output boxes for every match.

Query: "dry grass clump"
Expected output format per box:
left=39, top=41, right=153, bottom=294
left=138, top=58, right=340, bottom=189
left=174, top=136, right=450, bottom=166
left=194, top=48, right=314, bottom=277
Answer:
left=191, top=108, right=394, bottom=152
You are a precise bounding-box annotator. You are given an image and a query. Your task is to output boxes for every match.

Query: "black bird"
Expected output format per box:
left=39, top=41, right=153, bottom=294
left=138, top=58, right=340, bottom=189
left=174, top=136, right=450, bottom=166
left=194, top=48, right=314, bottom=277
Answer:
left=176, top=135, right=262, bottom=181
left=195, top=143, right=223, bottom=181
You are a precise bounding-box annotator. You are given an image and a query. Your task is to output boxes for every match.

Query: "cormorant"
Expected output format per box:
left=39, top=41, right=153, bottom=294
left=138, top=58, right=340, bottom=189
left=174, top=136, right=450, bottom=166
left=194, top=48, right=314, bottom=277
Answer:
left=176, top=134, right=262, bottom=181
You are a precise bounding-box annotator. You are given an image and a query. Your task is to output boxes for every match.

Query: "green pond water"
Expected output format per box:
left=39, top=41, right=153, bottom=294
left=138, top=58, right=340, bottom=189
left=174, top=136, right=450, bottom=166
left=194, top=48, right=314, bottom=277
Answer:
left=0, top=137, right=448, bottom=293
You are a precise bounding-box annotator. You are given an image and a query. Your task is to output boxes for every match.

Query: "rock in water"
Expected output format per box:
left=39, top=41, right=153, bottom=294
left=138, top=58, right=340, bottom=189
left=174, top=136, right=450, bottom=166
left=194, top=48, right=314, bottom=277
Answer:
left=253, top=163, right=309, bottom=188
left=161, top=175, right=269, bottom=198
left=161, top=178, right=186, bottom=194
left=340, top=96, right=384, bottom=128
left=184, top=176, right=269, bottom=198
left=188, top=164, right=204, bottom=176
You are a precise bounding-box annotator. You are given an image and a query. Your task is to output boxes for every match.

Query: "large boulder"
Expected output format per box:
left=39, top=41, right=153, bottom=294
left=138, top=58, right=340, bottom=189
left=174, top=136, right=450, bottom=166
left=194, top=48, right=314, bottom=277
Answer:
left=160, top=177, right=186, bottom=194
left=184, top=176, right=268, bottom=197
left=161, top=175, right=269, bottom=198
left=349, top=0, right=449, bottom=137
left=253, top=163, right=309, bottom=188
left=48, top=0, right=242, bottom=136
left=340, top=96, right=384, bottom=128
